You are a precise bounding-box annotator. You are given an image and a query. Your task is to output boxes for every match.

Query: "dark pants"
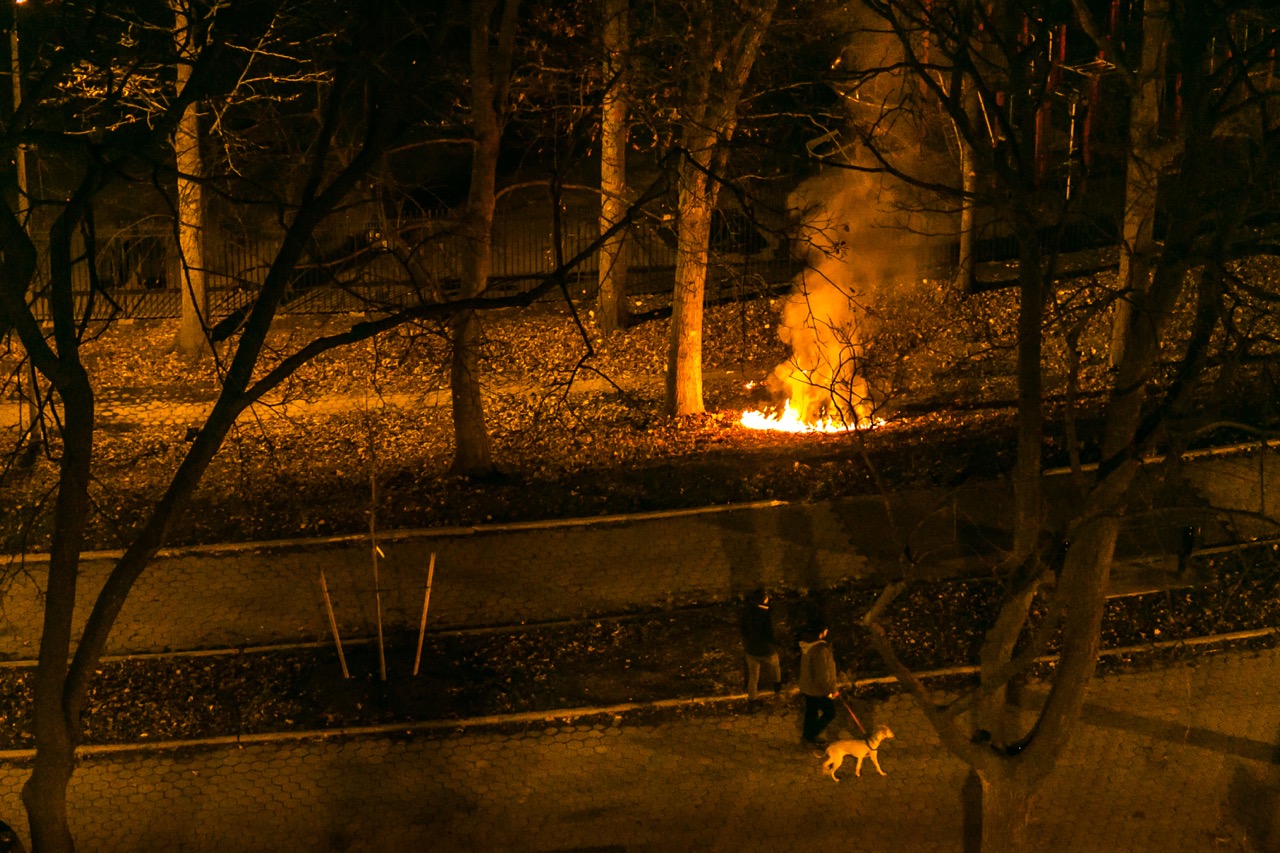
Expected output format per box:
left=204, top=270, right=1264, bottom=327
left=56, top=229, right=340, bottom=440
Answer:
left=744, top=651, right=781, bottom=700
left=802, top=694, right=836, bottom=742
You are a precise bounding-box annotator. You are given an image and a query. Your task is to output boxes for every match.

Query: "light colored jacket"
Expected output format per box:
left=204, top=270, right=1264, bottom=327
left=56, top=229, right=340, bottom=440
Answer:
left=798, top=639, right=836, bottom=697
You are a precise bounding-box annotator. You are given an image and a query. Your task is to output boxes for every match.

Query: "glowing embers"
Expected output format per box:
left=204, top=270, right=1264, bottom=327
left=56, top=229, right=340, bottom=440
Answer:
left=739, top=399, right=879, bottom=434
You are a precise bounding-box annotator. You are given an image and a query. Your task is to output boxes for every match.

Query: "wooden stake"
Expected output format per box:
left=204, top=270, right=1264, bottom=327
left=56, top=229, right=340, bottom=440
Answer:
left=413, top=553, right=437, bottom=676
left=319, top=570, right=350, bottom=679
left=366, top=364, right=387, bottom=682
left=370, top=479, right=387, bottom=682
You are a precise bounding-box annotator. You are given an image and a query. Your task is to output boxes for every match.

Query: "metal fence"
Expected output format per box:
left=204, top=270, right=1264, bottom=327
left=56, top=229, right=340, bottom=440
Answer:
left=26, top=206, right=804, bottom=322
left=25, top=206, right=1114, bottom=323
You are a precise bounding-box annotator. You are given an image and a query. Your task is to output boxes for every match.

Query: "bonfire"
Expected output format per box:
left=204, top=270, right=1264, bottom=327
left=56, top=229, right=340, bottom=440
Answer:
left=739, top=394, right=880, bottom=435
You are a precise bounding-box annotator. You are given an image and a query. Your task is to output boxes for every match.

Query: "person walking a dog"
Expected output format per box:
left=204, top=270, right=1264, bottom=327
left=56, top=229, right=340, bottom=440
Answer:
left=798, top=624, right=838, bottom=747
left=739, top=588, right=782, bottom=701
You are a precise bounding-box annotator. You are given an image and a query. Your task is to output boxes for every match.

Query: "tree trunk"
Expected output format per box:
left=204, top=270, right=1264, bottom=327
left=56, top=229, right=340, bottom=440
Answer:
left=22, top=419, right=84, bottom=853
left=976, top=764, right=1036, bottom=853
left=10, top=21, right=27, bottom=231
left=173, top=1, right=208, bottom=360
left=976, top=580, right=1039, bottom=746
left=22, top=742, right=74, bottom=853
left=662, top=0, right=777, bottom=416
left=956, top=156, right=976, bottom=293
left=1011, top=219, right=1044, bottom=559
left=666, top=160, right=712, bottom=415
left=449, top=0, right=517, bottom=476
left=450, top=309, right=493, bottom=473
left=597, top=0, right=630, bottom=334
left=955, top=85, right=979, bottom=293
left=449, top=154, right=496, bottom=472
left=969, top=560, right=1117, bottom=853
left=1110, top=0, right=1168, bottom=368
left=9, top=20, right=40, bottom=459
left=21, top=207, right=96, bottom=853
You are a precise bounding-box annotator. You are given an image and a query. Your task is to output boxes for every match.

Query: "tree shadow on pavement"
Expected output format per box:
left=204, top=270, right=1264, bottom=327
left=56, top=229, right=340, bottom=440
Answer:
left=1011, top=690, right=1280, bottom=851
left=1228, top=765, right=1280, bottom=852
left=1226, top=718, right=1280, bottom=852
left=1076, top=701, right=1280, bottom=765
left=961, top=770, right=981, bottom=853
left=1082, top=698, right=1280, bottom=850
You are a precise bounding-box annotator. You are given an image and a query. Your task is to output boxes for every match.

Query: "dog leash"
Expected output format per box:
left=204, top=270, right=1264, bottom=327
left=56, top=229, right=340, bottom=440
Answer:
left=837, top=695, right=867, bottom=735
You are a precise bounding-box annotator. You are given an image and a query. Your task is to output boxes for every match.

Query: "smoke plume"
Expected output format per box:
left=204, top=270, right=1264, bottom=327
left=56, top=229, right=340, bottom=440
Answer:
left=769, top=167, right=925, bottom=425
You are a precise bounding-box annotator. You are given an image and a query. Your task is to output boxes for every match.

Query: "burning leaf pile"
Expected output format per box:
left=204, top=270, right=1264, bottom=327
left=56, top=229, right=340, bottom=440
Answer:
left=738, top=399, right=879, bottom=434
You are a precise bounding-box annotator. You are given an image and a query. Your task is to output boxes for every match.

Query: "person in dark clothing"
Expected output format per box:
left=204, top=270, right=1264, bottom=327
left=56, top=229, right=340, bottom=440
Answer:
left=798, top=625, right=838, bottom=746
left=739, top=588, right=782, bottom=701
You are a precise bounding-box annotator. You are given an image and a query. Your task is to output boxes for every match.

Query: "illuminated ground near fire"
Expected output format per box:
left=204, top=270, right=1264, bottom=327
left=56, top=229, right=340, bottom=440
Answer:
left=738, top=400, right=881, bottom=434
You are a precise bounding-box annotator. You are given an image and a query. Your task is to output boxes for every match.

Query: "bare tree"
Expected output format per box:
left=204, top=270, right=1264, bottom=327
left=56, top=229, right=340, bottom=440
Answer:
left=0, top=5, right=405, bottom=848
left=36, top=1, right=333, bottom=359
left=848, top=1, right=1280, bottom=848
left=172, top=0, right=208, bottom=360
left=0, top=6, right=675, bottom=846
left=663, top=0, right=779, bottom=416
left=596, top=0, right=631, bottom=334
left=447, top=0, right=522, bottom=476
left=1104, top=0, right=1174, bottom=367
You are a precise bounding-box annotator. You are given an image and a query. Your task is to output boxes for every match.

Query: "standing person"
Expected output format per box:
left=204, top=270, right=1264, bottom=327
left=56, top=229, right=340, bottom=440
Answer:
left=739, top=588, right=782, bottom=701
left=798, top=625, right=838, bottom=746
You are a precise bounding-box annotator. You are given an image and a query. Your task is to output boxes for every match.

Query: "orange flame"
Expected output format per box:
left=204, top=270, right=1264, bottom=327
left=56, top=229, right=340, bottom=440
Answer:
left=739, top=400, right=879, bottom=434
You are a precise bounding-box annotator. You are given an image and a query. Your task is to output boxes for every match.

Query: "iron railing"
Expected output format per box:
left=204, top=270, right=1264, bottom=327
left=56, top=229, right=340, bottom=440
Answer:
left=24, top=207, right=1113, bottom=322
left=27, top=209, right=800, bottom=322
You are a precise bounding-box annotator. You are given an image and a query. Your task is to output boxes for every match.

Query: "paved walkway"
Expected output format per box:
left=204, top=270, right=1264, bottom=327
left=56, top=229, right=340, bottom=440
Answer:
left=6, top=449, right=1272, bottom=659
left=1, top=646, right=1277, bottom=851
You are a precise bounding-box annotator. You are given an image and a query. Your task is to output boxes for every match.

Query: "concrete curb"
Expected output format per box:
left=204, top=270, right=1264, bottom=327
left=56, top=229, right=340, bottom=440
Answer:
left=1042, top=439, right=1272, bottom=476
left=1, top=499, right=790, bottom=564
left=5, top=441, right=1269, bottom=566
left=3, top=625, right=1271, bottom=764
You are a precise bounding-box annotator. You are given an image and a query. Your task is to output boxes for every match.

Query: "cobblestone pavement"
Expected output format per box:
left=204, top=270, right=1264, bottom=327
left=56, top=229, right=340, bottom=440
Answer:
left=2, top=646, right=1277, bottom=851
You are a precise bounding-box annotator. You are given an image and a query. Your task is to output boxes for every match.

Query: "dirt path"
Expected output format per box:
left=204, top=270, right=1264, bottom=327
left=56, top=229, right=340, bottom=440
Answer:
left=0, top=368, right=759, bottom=429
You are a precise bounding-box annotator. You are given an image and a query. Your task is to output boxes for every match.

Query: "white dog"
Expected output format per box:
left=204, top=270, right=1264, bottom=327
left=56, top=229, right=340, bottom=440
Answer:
left=821, top=725, right=894, bottom=781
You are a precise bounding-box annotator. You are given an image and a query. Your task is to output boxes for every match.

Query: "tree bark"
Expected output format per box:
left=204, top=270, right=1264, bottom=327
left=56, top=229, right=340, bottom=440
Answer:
left=666, top=160, right=712, bottom=414
left=1011, top=217, right=1044, bottom=560
left=975, top=764, right=1036, bottom=853
left=663, top=0, right=777, bottom=416
left=173, top=0, right=208, bottom=360
left=22, top=206, right=96, bottom=853
left=955, top=85, right=979, bottom=293
left=1110, top=0, right=1168, bottom=368
left=449, top=0, right=517, bottom=475
left=597, top=0, right=630, bottom=334
left=450, top=308, right=492, bottom=473
left=22, top=748, right=74, bottom=853
left=975, top=580, right=1039, bottom=747
left=20, top=489, right=83, bottom=853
